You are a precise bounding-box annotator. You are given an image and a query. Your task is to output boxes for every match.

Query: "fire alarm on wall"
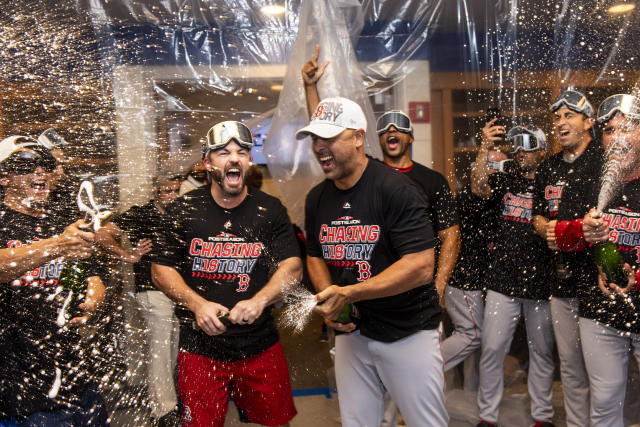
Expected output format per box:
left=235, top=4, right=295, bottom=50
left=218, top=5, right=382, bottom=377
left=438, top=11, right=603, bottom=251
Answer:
left=409, top=102, right=430, bottom=123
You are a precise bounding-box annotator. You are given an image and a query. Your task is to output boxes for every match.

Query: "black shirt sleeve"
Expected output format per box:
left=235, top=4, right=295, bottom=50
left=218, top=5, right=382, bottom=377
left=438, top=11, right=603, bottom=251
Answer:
left=304, top=187, right=322, bottom=258
left=269, top=202, right=301, bottom=265
left=384, top=180, right=435, bottom=256
left=152, top=201, right=187, bottom=270
left=431, top=174, right=458, bottom=232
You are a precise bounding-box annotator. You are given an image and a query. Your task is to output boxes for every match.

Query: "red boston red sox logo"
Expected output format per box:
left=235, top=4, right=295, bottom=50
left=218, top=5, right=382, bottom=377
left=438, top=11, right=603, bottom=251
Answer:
left=236, top=274, right=250, bottom=292
left=356, top=261, right=371, bottom=281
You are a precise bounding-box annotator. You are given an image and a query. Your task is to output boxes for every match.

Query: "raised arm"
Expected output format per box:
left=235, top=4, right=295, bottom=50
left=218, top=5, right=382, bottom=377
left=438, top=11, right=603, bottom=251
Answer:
left=301, top=44, right=329, bottom=117
left=471, top=119, right=504, bottom=199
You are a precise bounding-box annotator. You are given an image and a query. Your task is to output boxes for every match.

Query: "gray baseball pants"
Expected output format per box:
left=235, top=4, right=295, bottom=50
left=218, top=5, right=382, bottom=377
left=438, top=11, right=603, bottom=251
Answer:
left=442, top=287, right=484, bottom=372
left=334, top=328, right=448, bottom=427
left=551, top=296, right=590, bottom=427
left=580, top=317, right=640, bottom=427
left=477, top=290, right=555, bottom=424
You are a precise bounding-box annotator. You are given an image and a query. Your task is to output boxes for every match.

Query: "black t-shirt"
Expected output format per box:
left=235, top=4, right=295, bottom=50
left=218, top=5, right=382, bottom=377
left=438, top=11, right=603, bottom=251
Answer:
left=153, top=186, right=300, bottom=362
left=534, top=140, right=604, bottom=298
left=448, top=185, right=489, bottom=291
left=387, top=161, right=459, bottom=273
left=0, top=208, right=102, bottom=417
left=579, top=179, right=640, bottom=333
left=113, top=201, right=164, bottom=293
left=485, top=172, right=554, bottom=300
left=305, top=159, right=439, bottom=343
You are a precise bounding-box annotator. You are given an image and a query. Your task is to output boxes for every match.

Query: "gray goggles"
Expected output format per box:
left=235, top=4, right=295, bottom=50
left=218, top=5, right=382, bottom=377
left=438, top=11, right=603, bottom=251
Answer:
left=597, top=94, right=640, bottom=123
left=550, top=90, right=594, bottom=117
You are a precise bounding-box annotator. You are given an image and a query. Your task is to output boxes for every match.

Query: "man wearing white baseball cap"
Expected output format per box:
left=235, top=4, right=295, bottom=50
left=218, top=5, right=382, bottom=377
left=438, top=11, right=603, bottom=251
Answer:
left=299, top=97, right=448, bottom=426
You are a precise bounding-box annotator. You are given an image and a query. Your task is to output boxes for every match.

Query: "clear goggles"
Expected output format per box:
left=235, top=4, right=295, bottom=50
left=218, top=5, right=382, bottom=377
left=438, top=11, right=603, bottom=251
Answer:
left=550, top=90, right=594, bottom=117
left=38, top=128, right=68, bottom=150
left=597, top=94, right=640, bottom=123
left=205, top=121, right=253, bottom=154
left=376, top=111, right=413, bottom=135
left=2, top=146, right=57, bottom=175
left=510, top=134, right=543, bottom=152
left=488, top=159, right=513, bottom=173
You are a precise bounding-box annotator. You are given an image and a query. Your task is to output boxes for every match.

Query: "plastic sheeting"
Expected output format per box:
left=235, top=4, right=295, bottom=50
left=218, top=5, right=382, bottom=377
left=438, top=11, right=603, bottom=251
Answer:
left=1, top=0, right=640, bottom=423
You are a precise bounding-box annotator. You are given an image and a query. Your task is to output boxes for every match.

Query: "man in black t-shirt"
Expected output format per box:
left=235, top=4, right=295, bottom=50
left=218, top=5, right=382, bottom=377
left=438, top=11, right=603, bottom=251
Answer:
left=297, top=97, right=448, bottom=426
left=471, top=124, right=556, bottom=427
left=96, top=174, right=181, bottom=422
left=563, top=93, right=640, bottom=426
left=151, top=121, right=302, bottom=427
left=532, top=90, right=600, bottom=427
left=0, top=136, right=108, bottom=424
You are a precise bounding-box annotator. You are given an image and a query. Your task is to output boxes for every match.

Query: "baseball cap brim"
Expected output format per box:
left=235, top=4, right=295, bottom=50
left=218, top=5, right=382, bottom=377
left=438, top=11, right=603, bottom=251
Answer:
left=295, top=123, right=348, bottom=140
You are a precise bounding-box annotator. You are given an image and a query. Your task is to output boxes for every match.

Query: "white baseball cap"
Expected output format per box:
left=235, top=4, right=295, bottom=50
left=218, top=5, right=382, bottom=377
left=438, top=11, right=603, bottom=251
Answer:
left=0, top=135, right=39, bottom=164
left=296, top=97, right=367, bottom=140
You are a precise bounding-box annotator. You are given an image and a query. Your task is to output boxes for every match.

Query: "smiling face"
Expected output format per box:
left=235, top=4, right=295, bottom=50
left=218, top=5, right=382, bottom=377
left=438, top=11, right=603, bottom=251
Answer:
left=204, top=140, right=251, bottom=196
left=1, top=166, right=53, bottom=212
left=312, top=129, right=363, bottom=183
left=378, top=125, right=413, bottom=160
left=602, top=113, right=640, bottom=181
left=514, top=148, right=545, bottom=174
left=553, top=107, right=594, bottom=153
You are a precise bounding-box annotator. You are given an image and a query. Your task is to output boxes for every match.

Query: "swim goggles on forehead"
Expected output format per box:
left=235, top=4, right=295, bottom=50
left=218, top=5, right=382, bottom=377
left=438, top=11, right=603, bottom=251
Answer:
left=597, top=94, right=640, bottom=123
left=204, top=121, right=254, bottom=154
left=376, top=111, right=413, bottom=136
left=550, top=90, right=594, bottom=117
left=3, top=146, right=57, bottom=175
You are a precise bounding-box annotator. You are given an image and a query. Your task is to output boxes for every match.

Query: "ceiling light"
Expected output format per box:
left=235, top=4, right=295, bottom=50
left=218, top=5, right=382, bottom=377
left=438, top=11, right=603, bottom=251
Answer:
left=270, top=84, right=283, bottom=91
left=608, top=2, right=636, bottom=14
left=261, top=4, right=285, bottom=16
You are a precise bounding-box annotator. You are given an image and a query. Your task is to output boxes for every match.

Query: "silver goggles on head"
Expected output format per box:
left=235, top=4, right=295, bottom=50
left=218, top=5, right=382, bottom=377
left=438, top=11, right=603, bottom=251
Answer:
left=597, top=94, right=640, bottom=124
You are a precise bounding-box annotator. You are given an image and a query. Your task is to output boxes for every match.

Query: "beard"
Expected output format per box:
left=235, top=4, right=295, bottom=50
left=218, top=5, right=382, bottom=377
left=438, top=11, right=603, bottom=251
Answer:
left=210, top=166, right=248, bottom=196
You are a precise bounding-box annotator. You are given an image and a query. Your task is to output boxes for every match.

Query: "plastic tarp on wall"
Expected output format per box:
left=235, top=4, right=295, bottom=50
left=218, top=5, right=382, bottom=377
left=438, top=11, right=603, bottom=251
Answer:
left=1, top=0, right=640, bottom=422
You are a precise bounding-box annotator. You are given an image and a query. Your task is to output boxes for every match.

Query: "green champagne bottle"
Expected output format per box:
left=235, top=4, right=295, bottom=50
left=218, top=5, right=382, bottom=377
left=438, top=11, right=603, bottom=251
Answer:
left=594, top=241, right=626, bottom=286
left=58, top=260, right=89, bottom=318
left=334, top=304, right=353, bottom=324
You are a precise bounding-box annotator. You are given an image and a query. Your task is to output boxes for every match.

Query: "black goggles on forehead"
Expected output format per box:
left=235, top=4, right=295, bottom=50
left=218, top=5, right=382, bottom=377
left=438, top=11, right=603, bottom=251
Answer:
left=550, top=90, right=594, bottom=117
left=597, top=94, right=640, bottom=123
left=3, top=148, right=57, bottom=174
left=376, top=111, right=413, bottom=135
left=205, top=121, right=253, bottom=153
left=510, top=134, right=542, bottom=152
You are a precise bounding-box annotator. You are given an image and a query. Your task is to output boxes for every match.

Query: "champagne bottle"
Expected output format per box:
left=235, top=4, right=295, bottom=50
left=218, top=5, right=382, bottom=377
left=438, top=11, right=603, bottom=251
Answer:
left=334, top=304, right=354, bottom=324
left=58, top=260, right=89, bottom=318
left=594, top=241, right=626, bottom=286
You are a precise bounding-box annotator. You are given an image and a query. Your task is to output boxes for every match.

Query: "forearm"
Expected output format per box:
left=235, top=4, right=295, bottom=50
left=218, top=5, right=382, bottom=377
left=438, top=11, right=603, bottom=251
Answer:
left=151, top=263, right=206, bottom=312
left=307, top=255, right=333, bottom=292
left=0, top=237, right=63, bottom=282
left=435, top=226, right=460, bottom=287
left=304, top=82, right=320, bottom=117
left=346, top=248, right=434, bottom=303
left=250, top=257, right=302, bottom=308
left=95, top=225, right=134, bottom=262
left=533, top=215, right=549, bottom=239
left=85, top=275, right=106, bottom=308
left=471, top=149, right=491, bottom=198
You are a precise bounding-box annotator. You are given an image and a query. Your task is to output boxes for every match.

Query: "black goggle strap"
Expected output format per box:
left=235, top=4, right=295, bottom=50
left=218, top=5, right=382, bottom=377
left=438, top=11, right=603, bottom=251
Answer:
left=597, top=94, right=640, bottom=123
left=376, top=112, right=412, bottom=135
left=205, top=121, right=253, bottom=152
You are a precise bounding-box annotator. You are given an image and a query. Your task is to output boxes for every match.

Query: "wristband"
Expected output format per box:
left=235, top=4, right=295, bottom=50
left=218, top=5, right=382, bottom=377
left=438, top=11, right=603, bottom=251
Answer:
left=555, top=219, right=587, bottom=252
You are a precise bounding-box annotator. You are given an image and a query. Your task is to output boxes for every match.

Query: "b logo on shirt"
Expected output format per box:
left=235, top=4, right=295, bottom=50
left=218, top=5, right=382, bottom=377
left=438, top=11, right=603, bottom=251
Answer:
left=356, top=261, right=371, bottom=281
